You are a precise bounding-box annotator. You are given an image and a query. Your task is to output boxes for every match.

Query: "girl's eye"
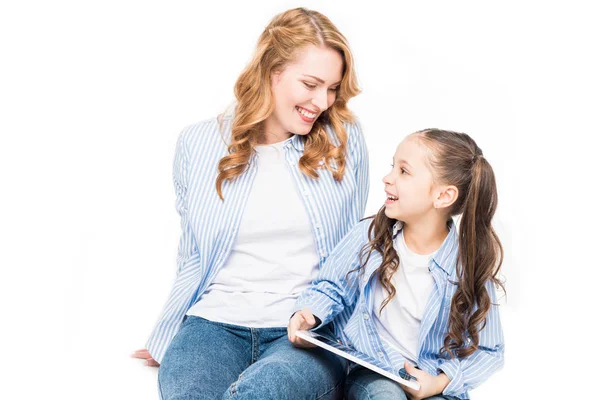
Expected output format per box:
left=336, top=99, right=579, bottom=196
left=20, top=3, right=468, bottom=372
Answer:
left=390, top=163, right=394, bottom=169
left=401, top=168, right=408, bottom=175
left=328, top=87, right=339, bottom=92
left=303, top=82, right=317, bottom=89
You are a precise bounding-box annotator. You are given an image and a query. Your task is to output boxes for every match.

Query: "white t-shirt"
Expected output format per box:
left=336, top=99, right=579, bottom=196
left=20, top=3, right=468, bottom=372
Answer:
left=373, top=230, right=437, bottom=363
left=187, top=139, right=320, bottom=327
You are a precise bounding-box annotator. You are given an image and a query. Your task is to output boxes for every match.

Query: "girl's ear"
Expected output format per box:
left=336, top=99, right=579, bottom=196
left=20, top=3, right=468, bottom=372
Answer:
left=434, top=185, right=458, bottom=209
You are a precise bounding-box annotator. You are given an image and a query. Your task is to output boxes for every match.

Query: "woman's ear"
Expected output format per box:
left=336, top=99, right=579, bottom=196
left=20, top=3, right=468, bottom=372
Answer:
left=434, top=185, right=458, bottom=209
left=271, top=70, right=282, bottom=86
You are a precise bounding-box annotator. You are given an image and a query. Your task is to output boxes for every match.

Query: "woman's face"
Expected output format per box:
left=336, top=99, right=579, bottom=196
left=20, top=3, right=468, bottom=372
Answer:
left=265, top=45, right=343, bottom=141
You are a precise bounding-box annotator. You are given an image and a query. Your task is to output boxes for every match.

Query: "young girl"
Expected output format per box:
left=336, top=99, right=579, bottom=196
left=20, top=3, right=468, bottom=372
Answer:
left=289, top=129, right=504, bottom=400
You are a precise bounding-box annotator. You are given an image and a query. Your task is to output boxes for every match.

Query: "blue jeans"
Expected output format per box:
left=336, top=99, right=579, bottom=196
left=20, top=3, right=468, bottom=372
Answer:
left=158, top=315, right=345, bottom=400
left=344, top=366, right=461, bottom=400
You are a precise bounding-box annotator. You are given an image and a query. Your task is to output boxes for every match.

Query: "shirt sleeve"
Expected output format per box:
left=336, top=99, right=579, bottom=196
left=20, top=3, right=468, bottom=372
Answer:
left=172, top=132, right=200, bottom=275
left=294, top=221, right=368, bottom=329
left=437, top=280, right=505, bottom=397
left=347, top=120, right=370, bottom=220
left=145, top=131, right=203, bottom=363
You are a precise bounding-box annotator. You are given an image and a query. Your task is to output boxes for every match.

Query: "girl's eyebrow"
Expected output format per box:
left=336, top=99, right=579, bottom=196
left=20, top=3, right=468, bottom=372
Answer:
left=302, top=74, right=341, bottom=85
left=394, top=158, right=413, bottom=168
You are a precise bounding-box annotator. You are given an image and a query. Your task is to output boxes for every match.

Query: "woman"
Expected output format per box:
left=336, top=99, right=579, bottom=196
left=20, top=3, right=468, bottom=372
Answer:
left=133, top=7, right=369, bottom=399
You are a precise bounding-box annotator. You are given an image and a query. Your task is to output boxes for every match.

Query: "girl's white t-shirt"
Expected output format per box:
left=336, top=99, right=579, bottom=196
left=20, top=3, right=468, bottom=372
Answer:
left=373, top=230, right=437, bottom=363
left=186, top=139, right=319, bottom=327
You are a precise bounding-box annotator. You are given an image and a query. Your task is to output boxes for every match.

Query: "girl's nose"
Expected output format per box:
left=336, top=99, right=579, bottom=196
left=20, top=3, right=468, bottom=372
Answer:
left=382, top=172, right=392, bottom=186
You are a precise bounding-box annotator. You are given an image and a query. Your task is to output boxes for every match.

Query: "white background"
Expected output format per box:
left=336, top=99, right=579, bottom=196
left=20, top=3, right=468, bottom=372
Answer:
left=1, top=1, right=598, bottom=398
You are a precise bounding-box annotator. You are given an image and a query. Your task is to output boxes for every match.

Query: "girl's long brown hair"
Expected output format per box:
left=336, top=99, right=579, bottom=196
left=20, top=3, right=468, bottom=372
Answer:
left=357, top=129, right=505, bottom=359
left=215, top=8, right=360, bottom=199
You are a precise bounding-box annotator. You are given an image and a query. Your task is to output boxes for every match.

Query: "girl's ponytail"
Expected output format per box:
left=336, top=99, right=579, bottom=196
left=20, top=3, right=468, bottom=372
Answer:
left=446, top=154, right=504, bottom=358
left=416, top=129, right=505, bottom=359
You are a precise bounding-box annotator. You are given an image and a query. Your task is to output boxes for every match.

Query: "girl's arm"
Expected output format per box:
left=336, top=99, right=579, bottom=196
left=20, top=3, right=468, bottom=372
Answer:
left=437, top=280, right=505, bottom=397
left=294, top=220, right=368, bottom=329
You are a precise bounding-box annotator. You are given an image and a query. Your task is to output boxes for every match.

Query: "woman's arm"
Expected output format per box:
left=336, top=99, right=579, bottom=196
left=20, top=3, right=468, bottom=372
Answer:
left=140, top=131, right=203, bottom=365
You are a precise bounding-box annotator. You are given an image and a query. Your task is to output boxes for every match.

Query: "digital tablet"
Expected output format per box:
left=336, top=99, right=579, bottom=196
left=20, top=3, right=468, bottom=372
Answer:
left=296, top=330, right=420, bottom=391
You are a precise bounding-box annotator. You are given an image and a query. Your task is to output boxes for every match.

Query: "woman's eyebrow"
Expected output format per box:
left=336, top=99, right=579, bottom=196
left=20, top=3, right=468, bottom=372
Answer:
left=302, top=74, right=342, bottom=86
left=302, top=74, right=325, bottom=83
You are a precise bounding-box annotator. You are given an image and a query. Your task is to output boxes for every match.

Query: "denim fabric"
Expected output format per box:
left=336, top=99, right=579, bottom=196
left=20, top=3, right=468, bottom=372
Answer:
left=344, top=366, right=461, bottom=400
left=158, top=316, right=345, bottom=400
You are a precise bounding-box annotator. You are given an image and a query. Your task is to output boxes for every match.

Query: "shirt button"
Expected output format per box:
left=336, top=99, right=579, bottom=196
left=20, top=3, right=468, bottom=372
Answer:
left=378, top=352, right=384, bottom=359
left=303, top=190, right=309, bottom=197
left=320, top=250, right=327, bottom=257
left=363, top=313, right=369, bottom=320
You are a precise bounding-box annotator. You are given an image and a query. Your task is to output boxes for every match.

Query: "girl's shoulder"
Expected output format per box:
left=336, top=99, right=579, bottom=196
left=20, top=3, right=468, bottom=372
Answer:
left=349, top=217, right=374, bottom=241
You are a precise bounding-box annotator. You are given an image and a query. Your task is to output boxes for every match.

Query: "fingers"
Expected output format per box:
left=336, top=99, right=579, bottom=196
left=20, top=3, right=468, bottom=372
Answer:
left=287, top=315, right=317, bottom=348
left=299, top=308, right=316, bottom=327
left=131, top=348, right=160, bottom=366
left=404, top=361, right=423, bottom=378
left=146, top=358, right=160, bottom=367
left=131, top=349, right=150, bottom=359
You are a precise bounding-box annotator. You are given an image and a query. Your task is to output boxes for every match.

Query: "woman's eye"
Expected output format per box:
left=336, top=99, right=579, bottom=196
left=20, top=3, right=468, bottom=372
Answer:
left=303, top=82, right=317, bottom=89
left=401, top=168, right=408, bottom=175
left=328, top=87, right=339, bottom=92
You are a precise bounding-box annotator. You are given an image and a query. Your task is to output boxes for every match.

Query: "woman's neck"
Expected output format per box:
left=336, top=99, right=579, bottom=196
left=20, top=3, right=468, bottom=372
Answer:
left=260, top=118, right=293, bottom=144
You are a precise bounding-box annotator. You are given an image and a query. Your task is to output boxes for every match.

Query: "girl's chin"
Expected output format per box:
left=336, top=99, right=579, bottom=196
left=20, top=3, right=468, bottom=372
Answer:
left=383, top=207, right=401, bottom=220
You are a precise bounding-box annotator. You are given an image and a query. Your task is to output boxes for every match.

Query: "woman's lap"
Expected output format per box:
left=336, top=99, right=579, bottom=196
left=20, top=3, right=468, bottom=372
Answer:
left=158, top=316, right=345, bottom=400
left=224, top=331, right=345, bottom=400
left=158, top=316, right=252, bottom=400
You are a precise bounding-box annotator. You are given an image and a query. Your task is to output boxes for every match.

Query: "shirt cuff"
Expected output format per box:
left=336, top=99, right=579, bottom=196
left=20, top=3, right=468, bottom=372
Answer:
left=437, top=359, right=464, bottom=396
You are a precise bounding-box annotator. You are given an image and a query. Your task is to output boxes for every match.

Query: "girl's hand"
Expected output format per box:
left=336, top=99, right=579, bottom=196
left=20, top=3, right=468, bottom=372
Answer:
left=402, top=361, right=450, bottom=400
left=131, top=348, right=160, bottom=367
left=287, top=308, right=318, bottom=348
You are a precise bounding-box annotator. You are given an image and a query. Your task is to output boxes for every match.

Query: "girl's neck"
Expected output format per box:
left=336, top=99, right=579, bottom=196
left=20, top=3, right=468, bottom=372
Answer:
left=401, top=216, right=450, bottom=255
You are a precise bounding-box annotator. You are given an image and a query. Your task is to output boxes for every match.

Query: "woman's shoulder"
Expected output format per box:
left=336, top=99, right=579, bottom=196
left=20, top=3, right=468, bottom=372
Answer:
left=177, top=115, right=232, bottom=149
left=323, top=117, right=363, bottom=145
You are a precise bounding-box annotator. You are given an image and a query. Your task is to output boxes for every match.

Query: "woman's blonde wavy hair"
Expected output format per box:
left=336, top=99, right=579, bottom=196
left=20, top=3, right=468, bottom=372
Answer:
left=216, top=7, right=361, bottom=199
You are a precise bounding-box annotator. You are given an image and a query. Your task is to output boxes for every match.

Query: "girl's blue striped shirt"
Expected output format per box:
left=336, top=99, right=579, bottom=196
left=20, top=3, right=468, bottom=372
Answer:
left=295, top=219, right=504, bottom=399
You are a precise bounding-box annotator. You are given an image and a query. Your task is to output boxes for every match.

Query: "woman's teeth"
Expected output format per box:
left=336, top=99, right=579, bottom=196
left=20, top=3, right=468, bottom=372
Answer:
left=296, top=106, right=317, bottom=119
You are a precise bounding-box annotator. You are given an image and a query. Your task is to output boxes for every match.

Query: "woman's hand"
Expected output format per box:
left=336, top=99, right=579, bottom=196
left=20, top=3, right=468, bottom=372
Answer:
left=402, top=361, right=450, bottom=400
left=131, top=349, right=160, bottom=367
left=287, top=308, right=318, bottom=348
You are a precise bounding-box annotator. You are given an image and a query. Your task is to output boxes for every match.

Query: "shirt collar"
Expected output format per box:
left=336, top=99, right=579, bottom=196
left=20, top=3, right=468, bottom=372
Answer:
left=391, top=219, right=458, bottom=276
left=289, top=134, right=305, bottom=152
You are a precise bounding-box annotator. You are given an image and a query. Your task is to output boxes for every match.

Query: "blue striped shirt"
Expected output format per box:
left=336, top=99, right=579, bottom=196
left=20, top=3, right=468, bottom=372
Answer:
left=146, top=115, right=370, bottom=364
left=295, top=219, right=504, bottom=399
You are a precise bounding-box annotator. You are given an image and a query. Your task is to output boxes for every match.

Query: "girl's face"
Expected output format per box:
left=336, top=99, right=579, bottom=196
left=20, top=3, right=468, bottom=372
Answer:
left=265, top=45, right=343, bottom=140
left=383, top=136, right=438, bottom=222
